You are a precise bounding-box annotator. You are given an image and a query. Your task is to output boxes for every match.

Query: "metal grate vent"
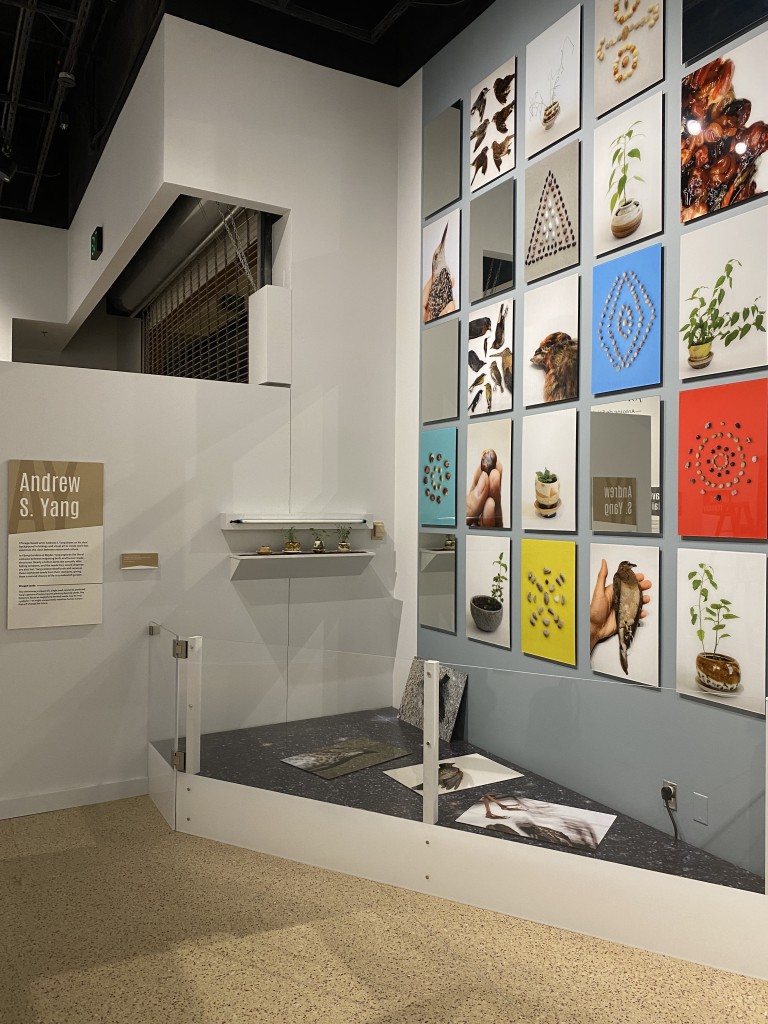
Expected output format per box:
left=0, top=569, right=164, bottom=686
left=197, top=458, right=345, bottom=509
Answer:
left=141, top=208, right=259, bottom=383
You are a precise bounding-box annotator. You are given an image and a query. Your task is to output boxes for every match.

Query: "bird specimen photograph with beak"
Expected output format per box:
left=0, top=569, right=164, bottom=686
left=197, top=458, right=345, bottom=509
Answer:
left=469, top=55, right=516, bottom=193
left=523, top=272, right=580, bottom=407
left=467, top=300, right=513, bottom=417
left=589, top=544, right=658, bottom=687
left=422, top=210, right=460, bottom=323
left=457, top=793, right=617, bottom=851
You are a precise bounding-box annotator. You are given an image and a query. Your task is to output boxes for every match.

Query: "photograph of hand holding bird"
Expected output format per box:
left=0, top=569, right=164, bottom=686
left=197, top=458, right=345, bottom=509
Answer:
left=470, top=57, right=516, bottom=192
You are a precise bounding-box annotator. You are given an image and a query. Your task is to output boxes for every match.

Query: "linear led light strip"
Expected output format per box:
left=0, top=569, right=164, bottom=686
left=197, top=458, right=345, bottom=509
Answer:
left=229, top=518, right=368, bottom=525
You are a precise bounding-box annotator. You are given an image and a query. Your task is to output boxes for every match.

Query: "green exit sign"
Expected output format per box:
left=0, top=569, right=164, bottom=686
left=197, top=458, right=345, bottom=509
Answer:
left=90, top=226, right=103, bottom=261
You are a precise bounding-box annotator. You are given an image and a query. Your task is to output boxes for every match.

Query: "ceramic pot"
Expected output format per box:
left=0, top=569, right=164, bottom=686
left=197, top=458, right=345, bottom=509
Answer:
left=542, top=101, right=560, bottom=130
left=337, top=541, right=351, bottom=552
left=312, top=539, right=325, bottom=553
left=610, top=199, right=643, bottom=239
left=695, top=652, right=741, bottom=693
left=687, top=341, right=713, bottom=370
left=535, top=476, right=560, bottom=508
left=470, top=595, right=503, bottom=632
left=283, top=542, right=301, bottom=553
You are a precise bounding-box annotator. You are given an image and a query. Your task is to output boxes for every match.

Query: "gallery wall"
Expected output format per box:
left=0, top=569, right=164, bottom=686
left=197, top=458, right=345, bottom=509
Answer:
left=417, top=0, right=767, bottom=874
left=0, top=220, right=67, bottom=361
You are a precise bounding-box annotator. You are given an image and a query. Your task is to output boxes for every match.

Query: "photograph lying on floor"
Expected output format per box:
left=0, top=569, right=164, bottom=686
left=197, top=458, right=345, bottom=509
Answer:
left=594, top=0, right=664, bottom=117
left=524, top=139, right=581, bottom=284
left=523, top=272, right=580, bottom=407
left=593, top=90, right=664, bottom=257
left=398, top=657, right=468, bottom=741
left=422, top=319, right=459, bottom=424
left=679, top=204, right=768, bottom=380
left=525, top=5, right=582, bottom=159
left=677, top=379, right=768, bottom=540
left=589, top=543, right=658, bottom=686
left=468, top=300, right=513, bottom=417
left=419, top=534, right=457, bottom=634
left=419, top=427, right=457, bottom=528
left=384, top=753, right=523, bottom=794
left=422, top=210, right=460, bottom=323
left=469, top=179, right=515, bottom=303
left=470, top=56, right=516, bottom=193
left=457, top=793, right=617, bottom=849
left=681, top=29, right=768, bottom=224
left=466, top=418, right=511, bottom=529
left=283, top=738, right=408, bottom=779
left=423, top=101, right=462, bottom=218
left=520, top=538, right=576, bottom=666
left=466, top=535, right=511, bottom=649
left=520, top=408, right=577, bottom=532
left=591, top=396, right=661, bottom=533
left=676, top=547, right=767, bottom=716
left=592, top=242, right=662, bottom=394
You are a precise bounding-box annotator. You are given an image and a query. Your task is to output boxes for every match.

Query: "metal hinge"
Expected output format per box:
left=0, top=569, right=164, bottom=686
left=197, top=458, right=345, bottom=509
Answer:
left=173, top=639, right=188, bottom=659
left=172, top=750, right=186, bottom=771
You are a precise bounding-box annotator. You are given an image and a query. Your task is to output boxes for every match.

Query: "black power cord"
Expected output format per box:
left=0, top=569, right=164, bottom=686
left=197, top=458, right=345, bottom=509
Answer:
left=661, top=785, right=680, bottom=842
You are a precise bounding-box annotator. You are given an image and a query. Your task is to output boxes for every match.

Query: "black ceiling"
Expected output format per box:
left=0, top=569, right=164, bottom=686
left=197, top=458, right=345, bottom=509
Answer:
left=0, top=0, right=495, bottom=229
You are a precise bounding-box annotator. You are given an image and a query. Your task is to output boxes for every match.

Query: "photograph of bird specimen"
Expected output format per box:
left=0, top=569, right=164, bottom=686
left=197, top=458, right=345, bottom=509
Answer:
left=422, top=211, right=460, bottom=323
left=470, top=56, right=516, bottom=193
left=384, top=753, right=523, bottom=793
left=457, top=793, right=616, bottom=850
left=467, top=300, right=514, bottom=417
left=589, top=544, right=658, bottom=687
left=282, top=737, right=409, bottom=779
left=523, top=272, right=580, bottom=407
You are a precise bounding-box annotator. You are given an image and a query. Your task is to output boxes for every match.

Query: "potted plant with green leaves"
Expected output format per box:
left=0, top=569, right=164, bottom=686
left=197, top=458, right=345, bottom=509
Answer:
left=528, top=36, right=574, bottom=131
left=680, top=258, right=766, bottom=370
left=282, top=527, right=301, bottom=553
left=688, top=562, right=741, bottom=694
left=335, top=523, right=352, bottom=552
left=534, top=467, right=560, bottom=519
left=470, top=551, right=507, bottom=632
left=310, top=528, right=325, bottom=553
left=608, top=119, right=644, bottom=239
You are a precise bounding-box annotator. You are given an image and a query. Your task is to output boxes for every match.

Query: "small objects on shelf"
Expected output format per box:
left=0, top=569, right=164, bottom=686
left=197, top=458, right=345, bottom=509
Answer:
left=336, top=523, right=352, bottom=552
left=257, top=545, right=272, bottom=555
left=310, top=528, right=326, bottom=553
left=283, top=527, right=301, bottom=553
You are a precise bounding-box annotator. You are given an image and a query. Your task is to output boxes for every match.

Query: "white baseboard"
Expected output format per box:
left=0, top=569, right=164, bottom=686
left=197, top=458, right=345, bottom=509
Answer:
left=0, top=777, right=148, bottom=821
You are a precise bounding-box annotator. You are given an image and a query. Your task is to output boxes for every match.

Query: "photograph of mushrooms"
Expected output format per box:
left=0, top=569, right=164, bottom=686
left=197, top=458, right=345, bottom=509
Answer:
left=677, top=379, right=768, bottom=540
left=520, top=408, right=577, bottom=533
left=676, top=547, right=766, bottom=716
left=465, top=418, right=511, bottom=529
left=524, top=139, right=581, bottom=284
left=419, top=427, right=457, bottom=528
left=593, top=90, right=664, bottom=257
left=523, top=272, right=580, bottom=407
left=418, top=534, right=457, bottom=634
left=398, top=657, right=467, bottom=741
left=457, top=794, right=616, bottom=850
left=283, top=738, right=408, bottom=780
left=594, top=0, right=664, bottom=118
left=525, top=5, right=582, bottom=159
left=591, top=242, right=662, bottom=394
left=681, top=28, right=768, bottom=224
left=422, top=209, right=460, bottom=324
left=466, top=535, right=511, bottom=648
left=589, top=542, right=659, bottom=687
left=591, top=396, right=661, bottom=533
left=520, top=538, right=576, bottom=666
left=384, top=753, right=523, bottom=794
left=468, top=299, right=513, bottom=417
left=470, top=56, right=516, bottom=194
left=679, top=204, right=768, bottom=380
left=421, top=319, right=459, bottom=424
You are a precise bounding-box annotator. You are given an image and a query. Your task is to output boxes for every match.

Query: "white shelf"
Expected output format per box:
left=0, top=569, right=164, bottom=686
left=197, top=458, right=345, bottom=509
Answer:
left=222, top=513, right=370, bottom=531
left=230, top=551, right=374, bottom=580
left=419, top=548, right=457, bottom=573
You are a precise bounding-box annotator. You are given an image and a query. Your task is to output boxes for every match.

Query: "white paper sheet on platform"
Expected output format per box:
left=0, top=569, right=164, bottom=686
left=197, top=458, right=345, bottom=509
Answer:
left=456, top=795, right=616, bottom=850
left=384, top=753, right=523, bottom=793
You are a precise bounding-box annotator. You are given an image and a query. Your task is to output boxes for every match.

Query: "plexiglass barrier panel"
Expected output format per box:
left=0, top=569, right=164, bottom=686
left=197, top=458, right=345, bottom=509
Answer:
left=148, top=622, right=179, bottom=766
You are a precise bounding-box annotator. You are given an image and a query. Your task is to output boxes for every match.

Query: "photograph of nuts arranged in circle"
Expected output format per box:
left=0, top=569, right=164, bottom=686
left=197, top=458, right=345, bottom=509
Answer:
left=594, top=0, right=663, bottom=118
left=419, top=427, right=457, bottom=528
left=521, top=538, right=576, bottom=666
left=520, top=407, right=577, bottom=532
left=678, top=379, right=768, bottom=540
left=465, top=419, right=511, bottom=529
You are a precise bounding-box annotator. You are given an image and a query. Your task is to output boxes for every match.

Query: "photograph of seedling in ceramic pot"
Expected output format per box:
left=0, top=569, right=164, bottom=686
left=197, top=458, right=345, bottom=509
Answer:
left=520, top=408, right=577, bottom=532
left=520, top=538, right=576, bottom=666
left=523, top=272, right=579, bottom=407
left=676, top=548, right=766, bottom=716
left=593, top=91, right=663, bottom=257
left=678, top=204, right=767, bottom=380
left=589, top=542, right=658, bottom=687
left=525, top=5, right=581, bottom=159
left=466, top=535, right=510, bottom=648
left=422, top=209, right=460, bottom=324
left=467, top=299, right=513, bottom=418
left=465, top=418, right=511, bottom=529
left=594, top=0, right=663, bottom=118
left=470, top=56, right=516, bottom=194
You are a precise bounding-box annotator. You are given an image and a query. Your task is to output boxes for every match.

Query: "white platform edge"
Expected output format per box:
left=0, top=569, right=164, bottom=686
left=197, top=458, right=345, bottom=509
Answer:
left=177, top=772, right=768, bottom=980
left=148, top=742, right=176, bottom=829
left=0, top=776, right=148, bottom=821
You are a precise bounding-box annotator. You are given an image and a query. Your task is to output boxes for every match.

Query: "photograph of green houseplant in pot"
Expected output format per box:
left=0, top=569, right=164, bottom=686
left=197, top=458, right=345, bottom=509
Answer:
left=676, top=548, right=766, bottom=715
left=466, top=536, right=510, bottom=649
left=679, top=205, right=768, bottom=379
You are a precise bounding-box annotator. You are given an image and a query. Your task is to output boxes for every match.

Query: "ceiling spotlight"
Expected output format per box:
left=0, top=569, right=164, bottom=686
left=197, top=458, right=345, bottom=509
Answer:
left=58, top=71, right=76, bottom=89
left=0, top=148, right=17, bottom=184
left=59, top=110, right=69, bottom=131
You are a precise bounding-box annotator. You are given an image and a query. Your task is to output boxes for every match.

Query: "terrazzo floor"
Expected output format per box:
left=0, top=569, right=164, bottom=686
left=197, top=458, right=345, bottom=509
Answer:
left=0, top=797, right=767, bottom=1024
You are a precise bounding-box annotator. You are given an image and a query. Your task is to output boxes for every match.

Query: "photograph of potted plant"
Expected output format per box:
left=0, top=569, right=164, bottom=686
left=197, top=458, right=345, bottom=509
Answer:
left=688, top=562, right=741, bottom=695
left=466, top=536, right=510, bottom=648
left=680, top=258, right=765, bottom=371
left=282, top=527, right=301, bottom=553
left=534, top=467, right=561, bottom=519
left=469, top=550, right=507, bottom=633
left=525, top=6, right=581, bottom=158
left=607, top=119, right=644, bottom=239
left=528, top=35, right=574, bottom=134
left=335, top=524, right=352, bottom=552
left=520, top=408, right=577, bottom=533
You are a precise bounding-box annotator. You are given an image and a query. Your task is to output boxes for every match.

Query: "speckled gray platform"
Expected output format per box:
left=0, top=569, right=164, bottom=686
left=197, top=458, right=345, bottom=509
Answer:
left=191, top=707, right=764, bottom=894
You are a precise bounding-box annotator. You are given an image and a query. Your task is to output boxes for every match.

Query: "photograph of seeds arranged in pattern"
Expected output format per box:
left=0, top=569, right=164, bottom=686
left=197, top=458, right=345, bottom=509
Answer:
left=594, top=0, right=664, bottom=118
left=525, top=5, right=582, bottom=159
left=520, top=538, right=576, bottom=666
left=520, top=408, right=577, bottom=533
left=470, top=56, right=516, bottom=193
left=422, top=210, right=461, bottom=324
left=467, top=299, right=513, bottom=417
left=523, top=273, right=580, bottom=407
left=419, top=427, right=457, bottom=528
left=524, top=139, right=581, bottom=284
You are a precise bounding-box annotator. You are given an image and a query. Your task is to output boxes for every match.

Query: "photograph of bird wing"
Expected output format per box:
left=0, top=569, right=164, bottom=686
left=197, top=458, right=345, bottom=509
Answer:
left=613, top=560, right=643, bottom=675
left=491, top=135, right=514, bottom=171
left=493, top=74, right=515, bottom=104
left=427, top=222, right=454, bottom=321
left=471, top=146, right=489, bottom=185
left=489, top=304, right=507, bottom=350
left=471, top=86, right=489, bottom=119
left=492, top=101, right=515, bottom=133
left=471, top=118, right=489, bottom=151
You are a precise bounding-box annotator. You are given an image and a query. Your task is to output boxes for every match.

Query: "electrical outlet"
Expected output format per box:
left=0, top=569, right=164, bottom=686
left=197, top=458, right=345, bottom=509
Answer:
left=662, top=780, right=677, bottom=810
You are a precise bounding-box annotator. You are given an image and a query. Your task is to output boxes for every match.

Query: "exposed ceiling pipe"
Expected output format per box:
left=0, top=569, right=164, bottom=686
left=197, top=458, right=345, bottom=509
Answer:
left=0, top=1, right=37, bottom=199
left=26, top=0, right=94, bottom=212
left=244, top=0, right=415, bottom=43
left=0, top=0, right=77, bottom=22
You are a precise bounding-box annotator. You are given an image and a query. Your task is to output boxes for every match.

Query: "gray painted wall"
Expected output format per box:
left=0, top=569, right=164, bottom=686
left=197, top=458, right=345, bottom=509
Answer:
left=418, top=0, right=767, bottom=875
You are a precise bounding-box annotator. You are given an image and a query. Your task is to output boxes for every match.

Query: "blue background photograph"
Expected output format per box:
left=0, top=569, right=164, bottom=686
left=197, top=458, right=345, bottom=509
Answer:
left=419, top=427, right=457, bottom=527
